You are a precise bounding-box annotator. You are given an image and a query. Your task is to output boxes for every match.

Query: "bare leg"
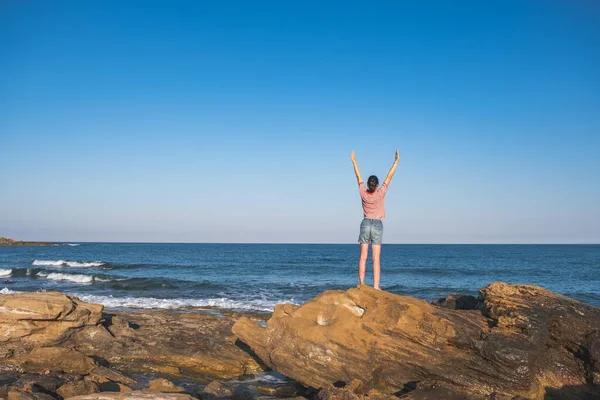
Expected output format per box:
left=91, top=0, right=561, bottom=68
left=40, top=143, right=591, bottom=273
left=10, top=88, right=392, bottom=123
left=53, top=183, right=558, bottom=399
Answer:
left=358, top=243, right=369, bottom=285
left=372, top=244, right=382, bottom=290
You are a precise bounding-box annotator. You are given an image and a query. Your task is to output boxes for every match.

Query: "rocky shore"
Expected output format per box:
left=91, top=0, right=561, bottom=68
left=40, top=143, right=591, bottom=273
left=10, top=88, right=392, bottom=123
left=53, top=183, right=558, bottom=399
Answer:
left=234, top=283, right=600, bottom=400
left=0, top=237, right=55, bottom=246
left=0, top=292, right=296, bottom=399
left=1, top=283, right=599, bottom=399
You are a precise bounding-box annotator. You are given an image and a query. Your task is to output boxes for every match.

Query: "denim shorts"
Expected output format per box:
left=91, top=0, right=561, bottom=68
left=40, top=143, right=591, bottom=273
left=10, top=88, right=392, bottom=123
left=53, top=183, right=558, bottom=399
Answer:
left=358, top=218, right=384, bottom=245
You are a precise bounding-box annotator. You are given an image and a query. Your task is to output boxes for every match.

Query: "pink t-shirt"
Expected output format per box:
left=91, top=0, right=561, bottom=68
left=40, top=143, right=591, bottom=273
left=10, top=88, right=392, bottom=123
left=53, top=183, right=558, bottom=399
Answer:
left=359, top=182, right=388, bottom=219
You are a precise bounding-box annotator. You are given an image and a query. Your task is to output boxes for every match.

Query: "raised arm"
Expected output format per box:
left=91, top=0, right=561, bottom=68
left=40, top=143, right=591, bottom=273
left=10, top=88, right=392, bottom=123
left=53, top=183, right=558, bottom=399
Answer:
left=383, top=150, right=400, bottom=186
left=350, top=150, right=363, bottom=185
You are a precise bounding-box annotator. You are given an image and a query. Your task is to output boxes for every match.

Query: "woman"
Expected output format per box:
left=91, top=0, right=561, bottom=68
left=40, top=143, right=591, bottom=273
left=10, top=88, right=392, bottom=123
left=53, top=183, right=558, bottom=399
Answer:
left=350, top=150, right=399, bottom=290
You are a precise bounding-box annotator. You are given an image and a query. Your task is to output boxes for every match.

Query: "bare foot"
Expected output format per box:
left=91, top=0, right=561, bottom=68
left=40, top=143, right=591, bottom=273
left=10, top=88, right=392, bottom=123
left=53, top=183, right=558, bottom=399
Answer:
left=374, top=286, right=382, bottom=291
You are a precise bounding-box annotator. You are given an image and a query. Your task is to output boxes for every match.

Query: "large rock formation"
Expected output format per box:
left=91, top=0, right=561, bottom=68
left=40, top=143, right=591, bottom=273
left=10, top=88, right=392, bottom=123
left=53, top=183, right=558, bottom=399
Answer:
left=233, top=282, right=600, bottom=399
left=0, top=292, right=103, bottom=345
left=0, top=291, right=266, bottom=382
left=0, top=237, right=54, bottom=246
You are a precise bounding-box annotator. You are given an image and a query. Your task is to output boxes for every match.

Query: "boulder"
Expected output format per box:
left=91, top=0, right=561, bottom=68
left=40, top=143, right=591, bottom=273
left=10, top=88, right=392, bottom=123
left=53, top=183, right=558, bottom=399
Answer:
left=233, top=282, right=600, bottom=399
left=200, top=381, right=233, bottom=399
left=15, top=347, right=96, bottom=374
left=57, top=380, right=101, bottom=398
left=0, top=292, right=102, bottom=346
left=147, top=379, right=185, bottom=393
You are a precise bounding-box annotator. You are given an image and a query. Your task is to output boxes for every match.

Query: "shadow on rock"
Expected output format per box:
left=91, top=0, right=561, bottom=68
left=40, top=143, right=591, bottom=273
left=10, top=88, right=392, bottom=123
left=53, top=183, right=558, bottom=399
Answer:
left=544, top=384, right=600, bottom=400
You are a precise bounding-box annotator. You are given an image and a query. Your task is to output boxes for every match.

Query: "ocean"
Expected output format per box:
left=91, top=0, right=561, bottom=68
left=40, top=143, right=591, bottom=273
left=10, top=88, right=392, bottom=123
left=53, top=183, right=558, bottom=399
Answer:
left=1, top=243, right=598, bottom=311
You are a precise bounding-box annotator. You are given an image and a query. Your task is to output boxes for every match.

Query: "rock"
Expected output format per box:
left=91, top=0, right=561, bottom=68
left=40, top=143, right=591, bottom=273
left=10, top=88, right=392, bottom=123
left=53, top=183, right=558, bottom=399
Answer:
left=7, top=388, right=37, bottom=400
left=255, top=383, right=298, bottom=397
left=116, top=384, right=133, bottom=393
left=432, top=293, right=478, bottom=310
left=67, top=310, right=265, bottom=379
left=7, top=387, right=56, bottom=400
left=13, top=374, right=63, bottom=394
left=0, top=291, right=266, bottom=381
left=201, top=381, right=233, bottom=398
left=87, top=366, right=137, bottom=385
left=318, top=381, right=393, bottom=400
left=95, top=382, right=133, bottom=393
left=67, top=391, right=196, bottom=400
left=318, top=386, right=361, bottom=400
left=16, top=347, right=96, bottom=374
left=232, top=386, right=255, bottom=400
left=0, top=292, right=103, bottom=346
left=57, top=380, right=101, bottom=398
left=0, top=237, right=54, bottom=246
left=233, top=282, right=600, bottom=399
left=147, top=379, right=185, bottom=393
left=106, top=316, right=137, bottom=338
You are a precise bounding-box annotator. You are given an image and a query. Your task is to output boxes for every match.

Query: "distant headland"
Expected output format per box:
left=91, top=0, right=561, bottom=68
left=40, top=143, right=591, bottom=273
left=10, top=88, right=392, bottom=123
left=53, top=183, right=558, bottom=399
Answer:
left=0, top=236, right=56, bottom=246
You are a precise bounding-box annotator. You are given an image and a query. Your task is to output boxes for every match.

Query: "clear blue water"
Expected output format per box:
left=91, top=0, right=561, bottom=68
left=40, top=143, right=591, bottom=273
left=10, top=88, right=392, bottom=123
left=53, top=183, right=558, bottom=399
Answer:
left=0, top=243, right=598, bottom=311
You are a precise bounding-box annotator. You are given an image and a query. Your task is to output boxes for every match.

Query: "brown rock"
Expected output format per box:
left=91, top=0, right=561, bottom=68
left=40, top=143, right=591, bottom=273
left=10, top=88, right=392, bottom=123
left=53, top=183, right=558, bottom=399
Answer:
left=86, top=367, right=136, bottom=385
left=0, top=237, right=54, bottom=246
left=67, top=310, right=265, bottom=380
left=0, top=291, right=264, bottom=381
left=0, top=292, right=103, bottom=346
left=7, top=388, right=37, bottom=400
left=116, top=384, right=133, bottom=393
left=233, top=282, right=600, bottom=399
left=318, top=386, right=360, bottom=400
left=147, top=379, right=185, bottom=393
left=201, top=381, right=233, bottom=398
left=67, top=391, right=196, bottom=399
left=7, top=387, right=55, bottom=400
left=14, top=374, right=63, bottom=394
left=57, top=380, right=101, bottom=398
left=106, top=316, right=137, bottom=338
left=17, top=347, right=96, bottom=374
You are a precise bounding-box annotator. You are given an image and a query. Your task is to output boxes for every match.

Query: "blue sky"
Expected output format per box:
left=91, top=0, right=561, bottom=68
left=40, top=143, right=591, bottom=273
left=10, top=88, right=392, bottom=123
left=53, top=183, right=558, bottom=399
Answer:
left=1, top=1, right=599, bottom=243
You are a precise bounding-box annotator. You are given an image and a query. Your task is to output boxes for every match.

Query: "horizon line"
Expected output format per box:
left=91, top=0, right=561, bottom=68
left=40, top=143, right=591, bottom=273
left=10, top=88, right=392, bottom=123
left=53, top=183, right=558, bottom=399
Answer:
left=18, top=241, right=600, bottom=245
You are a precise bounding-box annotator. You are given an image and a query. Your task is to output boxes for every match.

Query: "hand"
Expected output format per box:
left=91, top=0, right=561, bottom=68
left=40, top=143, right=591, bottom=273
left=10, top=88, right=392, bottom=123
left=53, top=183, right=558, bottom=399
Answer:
left=394, top=150, right=399, bottom=162
left=350, top=150, right=357, bottom=163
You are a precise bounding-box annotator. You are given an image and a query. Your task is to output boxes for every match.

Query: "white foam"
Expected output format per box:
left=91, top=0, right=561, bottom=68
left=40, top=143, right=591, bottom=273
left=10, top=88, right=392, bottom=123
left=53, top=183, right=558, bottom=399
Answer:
left=67, top=243, right=80, bottom=246
left=65, top=261, right=104, bottom=267
left=0, top=287, right=19, bottom=294
left=0, top=269, right=12, bottom=277
left=32, top=260, right=104, bottom=267
left=41, top=272, right=94, bottom=284
left=74, top=293, right=296, bottom=312
left=33, top=260, right=66, bottom=266
left=94, top=277, right=111, bottom=282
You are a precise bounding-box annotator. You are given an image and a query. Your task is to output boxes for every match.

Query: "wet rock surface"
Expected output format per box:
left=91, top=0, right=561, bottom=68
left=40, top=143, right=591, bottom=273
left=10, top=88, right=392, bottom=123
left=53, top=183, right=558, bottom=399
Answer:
left=233, top=282, right=600, bottom=399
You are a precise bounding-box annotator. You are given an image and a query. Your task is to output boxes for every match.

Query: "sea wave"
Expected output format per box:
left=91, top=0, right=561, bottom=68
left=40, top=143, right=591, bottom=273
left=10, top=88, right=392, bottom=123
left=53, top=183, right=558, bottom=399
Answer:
left=37, top=272, right=94, bottom=284
left=0, top=269, right=13, bottom=277
left=67, top=243, right=80, bottom=246
left=32, top=260, right=105, bottom=268
left=0, top=287, right=19, bottom=294
left=74, top=293, right=296, bottom=312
